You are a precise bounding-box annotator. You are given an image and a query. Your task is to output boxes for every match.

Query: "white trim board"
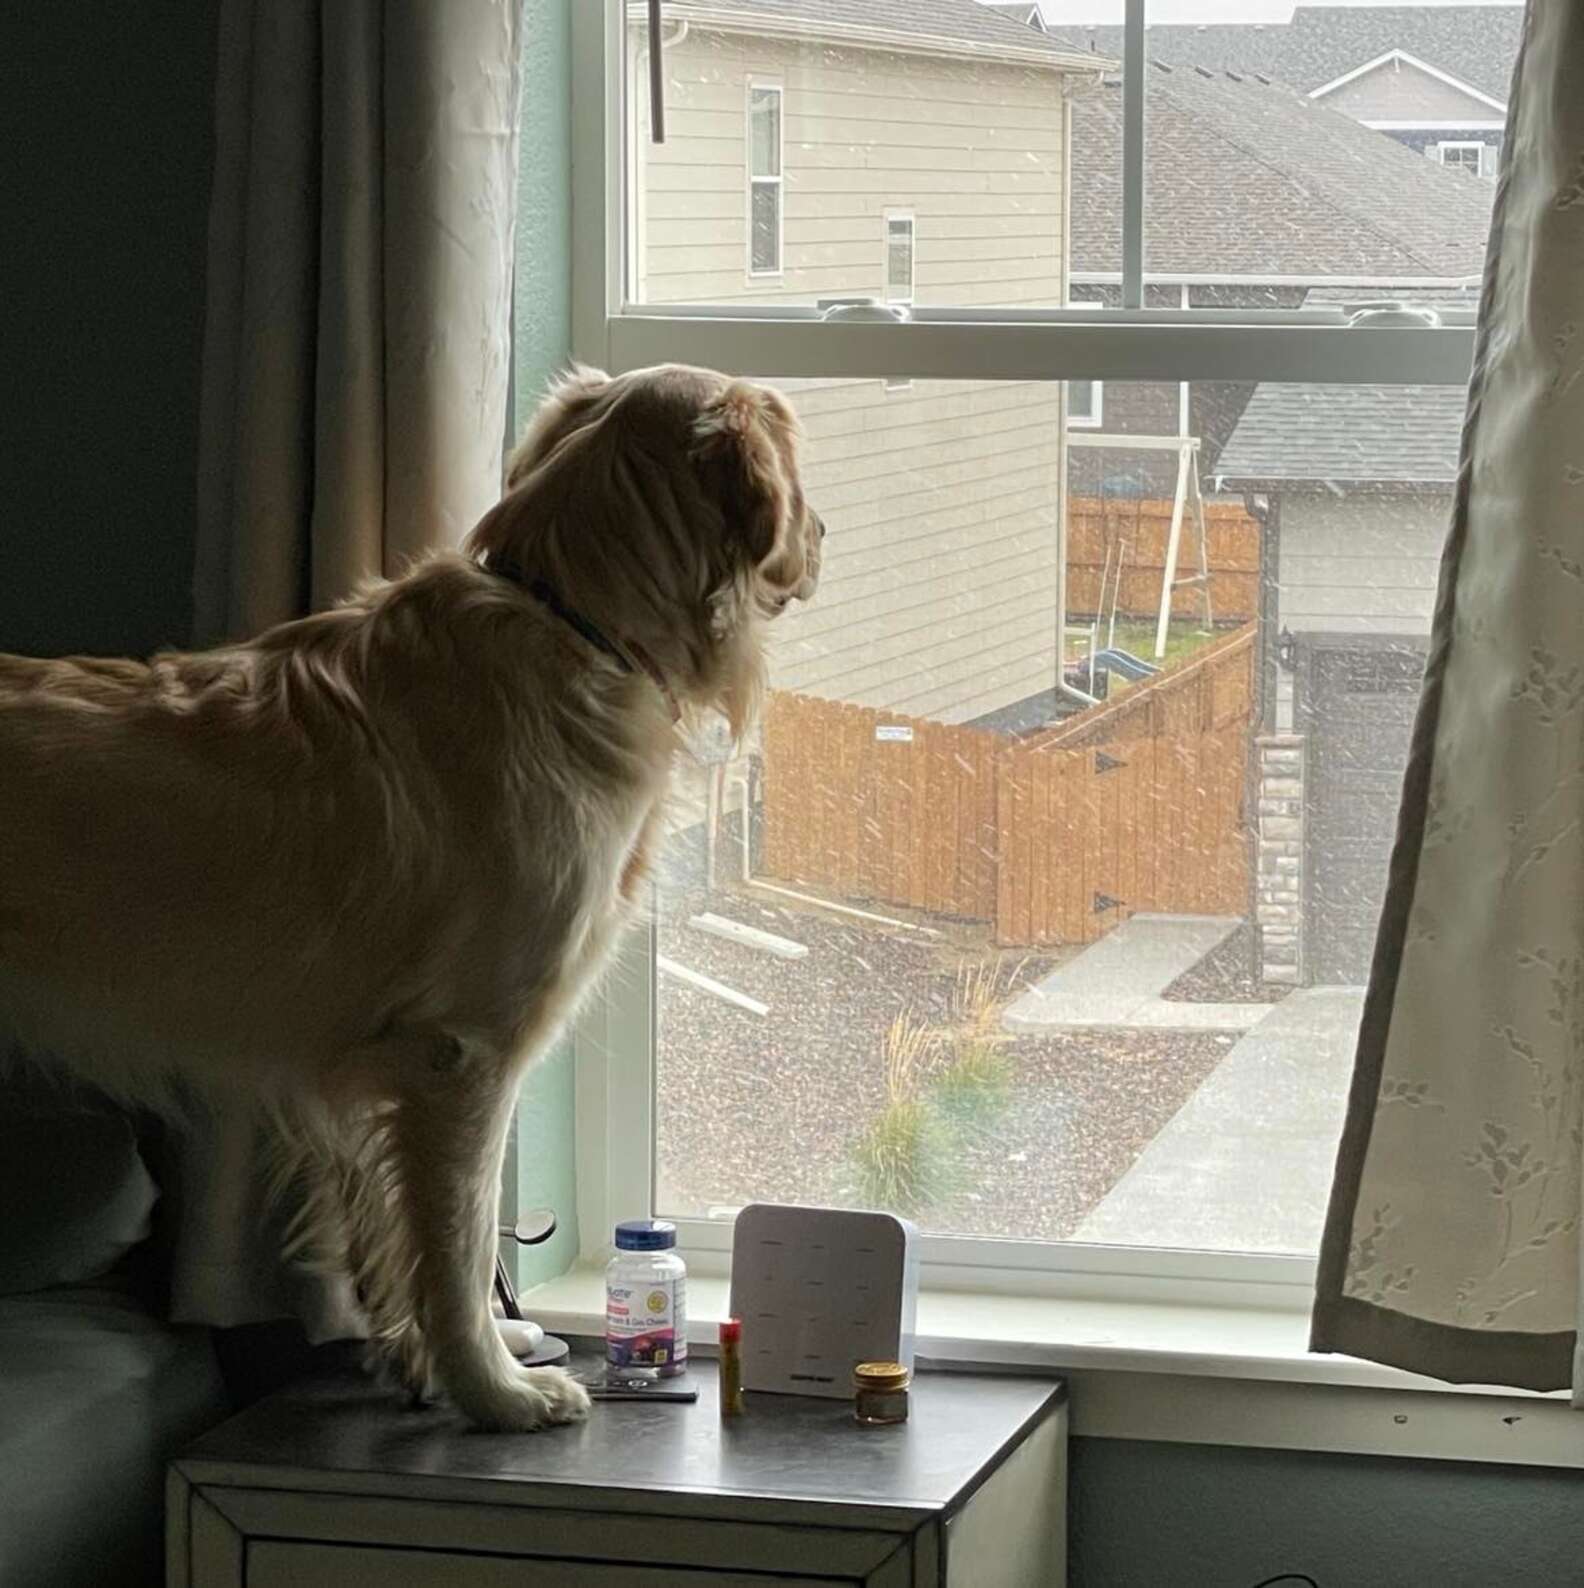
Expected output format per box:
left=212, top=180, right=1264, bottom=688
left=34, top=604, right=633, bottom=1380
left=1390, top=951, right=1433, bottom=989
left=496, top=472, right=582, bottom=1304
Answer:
left=1361, top=119, right=1504, bottom=132
left=1308, top=48, right=1507, bottom=114
left=523, top=1268, right=1582, bottom=1469
left=1067, top=272, right=1481, bottom=288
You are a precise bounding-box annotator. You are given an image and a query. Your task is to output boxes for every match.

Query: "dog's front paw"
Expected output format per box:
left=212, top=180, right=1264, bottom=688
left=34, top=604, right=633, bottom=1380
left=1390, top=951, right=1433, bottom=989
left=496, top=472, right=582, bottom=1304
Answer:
left=525, top=1364, right=592, bottom=1426
left=453, top=1363, right=591, bottom=1432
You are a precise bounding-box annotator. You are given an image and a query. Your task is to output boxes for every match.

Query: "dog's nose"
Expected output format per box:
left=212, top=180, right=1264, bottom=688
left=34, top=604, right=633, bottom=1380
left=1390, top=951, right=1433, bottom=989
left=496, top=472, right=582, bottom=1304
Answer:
left=814, top=513, right=827, bottom=540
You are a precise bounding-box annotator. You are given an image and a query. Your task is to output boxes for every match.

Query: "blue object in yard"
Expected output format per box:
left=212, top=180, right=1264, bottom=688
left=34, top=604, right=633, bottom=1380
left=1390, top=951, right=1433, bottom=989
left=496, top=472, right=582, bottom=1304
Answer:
left=1092, top=648, right=1159, bottom=682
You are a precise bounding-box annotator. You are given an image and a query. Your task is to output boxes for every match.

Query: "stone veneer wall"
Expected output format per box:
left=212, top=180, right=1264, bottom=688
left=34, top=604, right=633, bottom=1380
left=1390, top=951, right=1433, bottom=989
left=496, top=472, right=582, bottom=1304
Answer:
left=1255, top=735, right=1306, bottom=984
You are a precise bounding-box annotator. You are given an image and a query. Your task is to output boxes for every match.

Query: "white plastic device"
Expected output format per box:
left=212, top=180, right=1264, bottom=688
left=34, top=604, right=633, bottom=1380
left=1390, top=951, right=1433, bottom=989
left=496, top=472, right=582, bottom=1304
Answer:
left=728, top=1203, right=918, bottom=1399
left=495, top=1317, right=545, bottom=1357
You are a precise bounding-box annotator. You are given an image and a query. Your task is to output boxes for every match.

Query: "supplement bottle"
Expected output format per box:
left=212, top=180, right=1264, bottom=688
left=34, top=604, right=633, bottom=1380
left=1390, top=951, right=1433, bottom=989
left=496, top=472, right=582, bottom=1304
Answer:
left=605, top=1219, right=687, bottom=1378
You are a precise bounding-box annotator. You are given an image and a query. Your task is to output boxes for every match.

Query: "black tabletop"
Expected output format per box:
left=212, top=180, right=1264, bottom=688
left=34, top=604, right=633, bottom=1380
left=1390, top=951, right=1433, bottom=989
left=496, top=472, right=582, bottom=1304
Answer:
left=180, top=1354, right=1065, bottom=1524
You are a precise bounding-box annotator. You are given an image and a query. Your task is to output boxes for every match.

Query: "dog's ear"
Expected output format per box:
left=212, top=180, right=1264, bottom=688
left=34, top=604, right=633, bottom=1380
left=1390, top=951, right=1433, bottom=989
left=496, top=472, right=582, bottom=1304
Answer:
left=505, top=365, right=612, bottom=488
left=691, top=381, right=791, bottom=568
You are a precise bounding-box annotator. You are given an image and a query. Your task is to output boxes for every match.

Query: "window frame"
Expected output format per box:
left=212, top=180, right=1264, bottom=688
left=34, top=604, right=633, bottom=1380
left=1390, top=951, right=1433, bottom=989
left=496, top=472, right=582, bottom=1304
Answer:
left=1435, top=138, right=1497, bottom=179
left=746, top=79, right=784, bottom=280
left=567, top=0, right=1484, bottom=1310
left=1435, top=139, right=1484, bottom=173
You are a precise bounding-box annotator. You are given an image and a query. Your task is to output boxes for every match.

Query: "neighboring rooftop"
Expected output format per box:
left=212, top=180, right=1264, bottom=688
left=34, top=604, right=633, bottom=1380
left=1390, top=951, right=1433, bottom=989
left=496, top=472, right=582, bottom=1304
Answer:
left=657, top=0, right=1107, bottom=65
left=1213, top=384, right=1467, bottom=487
left=981, top=1, right=1048, bottom=29
left=1068, top=63, right=1494, bottom=279
left=1047, top=4, right=1521, bottom=104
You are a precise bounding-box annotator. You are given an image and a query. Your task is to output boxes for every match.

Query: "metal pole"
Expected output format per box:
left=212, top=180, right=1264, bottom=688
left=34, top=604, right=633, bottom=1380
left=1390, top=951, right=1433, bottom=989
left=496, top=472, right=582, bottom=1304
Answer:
left=1122, top=0, right=1145, bottom=310
left=647, top=0, right=666, bottom=143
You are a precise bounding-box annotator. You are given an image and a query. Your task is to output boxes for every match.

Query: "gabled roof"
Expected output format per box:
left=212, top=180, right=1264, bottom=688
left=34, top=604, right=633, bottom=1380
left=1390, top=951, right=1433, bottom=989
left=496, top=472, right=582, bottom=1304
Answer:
left=981, top=1, right=1047, bottom=30
left=1049, top=5, right=1521, bottom=107
left=1069, top=63, right=1494, bottom=279
left=659, top=1, right=1104, bottom=66
left=1213, top=384, right=1467, bottom=487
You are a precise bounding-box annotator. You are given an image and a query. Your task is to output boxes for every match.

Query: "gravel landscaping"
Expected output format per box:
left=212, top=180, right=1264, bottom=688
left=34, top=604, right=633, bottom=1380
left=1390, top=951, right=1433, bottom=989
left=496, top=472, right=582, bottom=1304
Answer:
left=655, top=882, right=1238, bottom=1240
left=1161, top=921, right=1293, bottom=1005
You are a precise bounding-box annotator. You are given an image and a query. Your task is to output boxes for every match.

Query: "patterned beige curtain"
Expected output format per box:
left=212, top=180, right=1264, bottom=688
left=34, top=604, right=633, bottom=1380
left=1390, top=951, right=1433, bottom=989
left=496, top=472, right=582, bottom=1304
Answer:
left=179, top=0, right=520, bottom=1338
left=1312, top=3, right=1584, bottom=1395
left=193, top=0, right=520, bottom=641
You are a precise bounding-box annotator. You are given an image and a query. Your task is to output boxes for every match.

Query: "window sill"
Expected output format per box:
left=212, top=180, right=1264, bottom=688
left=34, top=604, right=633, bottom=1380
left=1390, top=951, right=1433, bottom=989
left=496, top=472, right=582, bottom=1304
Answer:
left=524, top=1267, right=1577, bottom=1468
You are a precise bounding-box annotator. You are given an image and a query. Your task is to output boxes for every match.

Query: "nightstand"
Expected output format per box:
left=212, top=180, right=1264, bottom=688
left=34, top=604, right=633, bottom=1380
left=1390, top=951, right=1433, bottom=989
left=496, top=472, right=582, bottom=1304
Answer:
left=168, top=1355, right=1067, bottom=1586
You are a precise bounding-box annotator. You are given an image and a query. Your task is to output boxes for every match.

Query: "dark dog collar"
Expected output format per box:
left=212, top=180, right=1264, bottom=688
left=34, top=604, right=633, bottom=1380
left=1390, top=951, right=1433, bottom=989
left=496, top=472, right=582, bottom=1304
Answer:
left=487, top=562, right=681, bottom=724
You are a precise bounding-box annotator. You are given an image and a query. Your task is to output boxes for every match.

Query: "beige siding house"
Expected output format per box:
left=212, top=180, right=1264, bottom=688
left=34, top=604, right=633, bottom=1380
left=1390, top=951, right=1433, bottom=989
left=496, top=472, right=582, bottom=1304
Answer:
left=629, top=4, right=1102, bottom=723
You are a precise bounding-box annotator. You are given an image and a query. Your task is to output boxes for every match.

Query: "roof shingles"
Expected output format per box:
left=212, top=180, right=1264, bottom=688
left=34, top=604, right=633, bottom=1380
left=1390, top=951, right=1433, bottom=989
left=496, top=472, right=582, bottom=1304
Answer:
left=1069, top=63, right=1494, bottom=278
left=1213, top=384, right=1467, bottom=485
left=1048, top=4, right=1522, bottom=104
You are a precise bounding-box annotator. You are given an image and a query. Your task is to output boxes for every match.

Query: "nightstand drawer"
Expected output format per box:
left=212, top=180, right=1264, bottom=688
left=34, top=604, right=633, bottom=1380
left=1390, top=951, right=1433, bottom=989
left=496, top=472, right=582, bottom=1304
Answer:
left=247, top=1541, right=847, bottom=1587
left=175, top=1486, right=912, bottom=1586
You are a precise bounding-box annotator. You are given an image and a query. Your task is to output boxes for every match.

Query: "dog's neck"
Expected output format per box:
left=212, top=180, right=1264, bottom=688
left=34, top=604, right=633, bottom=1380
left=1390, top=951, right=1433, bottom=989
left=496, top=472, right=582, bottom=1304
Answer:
left=487, top=562, right=682, bottom=724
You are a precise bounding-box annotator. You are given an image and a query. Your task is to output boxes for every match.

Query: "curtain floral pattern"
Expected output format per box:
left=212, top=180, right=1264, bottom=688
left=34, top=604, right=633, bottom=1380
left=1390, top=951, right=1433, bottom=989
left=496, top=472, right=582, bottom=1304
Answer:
left=1313, top=3, right=1584, bottom=1396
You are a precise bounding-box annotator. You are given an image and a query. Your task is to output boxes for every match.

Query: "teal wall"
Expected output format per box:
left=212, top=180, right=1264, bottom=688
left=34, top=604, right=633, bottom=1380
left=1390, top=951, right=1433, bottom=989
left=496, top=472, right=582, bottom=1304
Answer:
left=505, top=0, right=581, bottom=1291
left=1071, top=1437, right=1584, bottom=1585
left=3, top=5, right=217, bottom=657
left=513, top=0, right=575, bottom=427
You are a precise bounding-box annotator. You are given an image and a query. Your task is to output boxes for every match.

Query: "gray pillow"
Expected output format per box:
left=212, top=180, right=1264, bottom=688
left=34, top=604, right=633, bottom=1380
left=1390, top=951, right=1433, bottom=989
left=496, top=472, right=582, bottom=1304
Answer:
left=0, top=1085, right=158, bottom=1295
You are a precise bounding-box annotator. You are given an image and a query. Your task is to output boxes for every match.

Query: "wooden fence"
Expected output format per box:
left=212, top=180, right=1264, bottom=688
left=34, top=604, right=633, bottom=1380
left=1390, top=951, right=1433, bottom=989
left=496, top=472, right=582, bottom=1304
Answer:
left=761, top=696, right=1001, bottom=921
left=759, top=625, right=1256, bottom=946
left=1066, top=497, right=1260, bottom=624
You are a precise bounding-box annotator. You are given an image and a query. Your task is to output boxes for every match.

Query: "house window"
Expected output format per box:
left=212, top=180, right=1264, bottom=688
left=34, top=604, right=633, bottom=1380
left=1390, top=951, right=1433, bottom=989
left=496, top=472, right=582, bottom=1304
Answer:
left=1067, top=303, right=1103, bottom=427
left=1436, top=140, right=1491, bottom=177
left=748, top=84, right=782, bottom=276
left=885, top=214, right=914, bottom=305
left=575, top=0, right=1489, bottom=1307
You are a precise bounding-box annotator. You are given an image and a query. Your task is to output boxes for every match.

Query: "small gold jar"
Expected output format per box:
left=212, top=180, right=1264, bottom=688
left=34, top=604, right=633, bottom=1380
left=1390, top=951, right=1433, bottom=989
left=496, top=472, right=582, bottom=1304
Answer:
left=853, top=1361, right=911, bottom=1426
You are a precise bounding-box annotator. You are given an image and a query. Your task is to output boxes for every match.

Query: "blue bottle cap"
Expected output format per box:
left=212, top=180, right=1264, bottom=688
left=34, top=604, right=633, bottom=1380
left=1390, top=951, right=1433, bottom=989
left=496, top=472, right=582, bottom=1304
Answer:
left=614, top=1219, right=678, bottom=1251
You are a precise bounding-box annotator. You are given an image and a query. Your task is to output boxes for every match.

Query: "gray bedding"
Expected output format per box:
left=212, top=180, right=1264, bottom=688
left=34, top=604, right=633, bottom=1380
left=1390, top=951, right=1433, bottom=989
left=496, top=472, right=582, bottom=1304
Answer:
left=0, top=1272, right=227, bottom=1588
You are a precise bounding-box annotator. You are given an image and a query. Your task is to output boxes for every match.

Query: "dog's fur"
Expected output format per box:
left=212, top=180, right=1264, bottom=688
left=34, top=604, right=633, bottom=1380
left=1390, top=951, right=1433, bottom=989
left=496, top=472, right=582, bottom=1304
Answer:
left=0, top=363, right=820, bottom=1431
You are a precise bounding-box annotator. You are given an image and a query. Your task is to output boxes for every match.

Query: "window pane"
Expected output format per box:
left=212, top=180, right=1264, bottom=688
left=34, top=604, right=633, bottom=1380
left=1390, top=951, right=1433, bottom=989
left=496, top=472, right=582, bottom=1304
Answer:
left=655, top=378, right=1458, bottom=1257
left=885, top=218, right=913, bottom=302
left=625, top=3, right=1117, bottom=308
left=751, top=182, right=780, bottom=274
left=623, top=6, right=1498, bottom=313
left=1068, top=379, right=1099, bottom=425
left=749, top=85, right=781, bottom=177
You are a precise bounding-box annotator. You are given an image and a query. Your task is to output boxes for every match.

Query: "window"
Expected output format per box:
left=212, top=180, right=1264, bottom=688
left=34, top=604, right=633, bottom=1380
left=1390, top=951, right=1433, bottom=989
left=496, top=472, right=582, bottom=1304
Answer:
left=1436, top=140, right=1491, bottom=177
left=1067, top=303, right=1103, bottom=427
left=748, top=84, right=782, bottom=277
left=1067, top=380, right=1102, bottom=426
left=885, top=214, right=914, bottom=305
left=574, top=1, right=1487, bottom=1304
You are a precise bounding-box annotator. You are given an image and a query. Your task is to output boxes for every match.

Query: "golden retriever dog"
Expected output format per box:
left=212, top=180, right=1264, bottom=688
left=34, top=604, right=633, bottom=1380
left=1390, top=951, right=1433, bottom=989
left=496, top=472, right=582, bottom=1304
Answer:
left=0, top=363, right=821, bottom=1431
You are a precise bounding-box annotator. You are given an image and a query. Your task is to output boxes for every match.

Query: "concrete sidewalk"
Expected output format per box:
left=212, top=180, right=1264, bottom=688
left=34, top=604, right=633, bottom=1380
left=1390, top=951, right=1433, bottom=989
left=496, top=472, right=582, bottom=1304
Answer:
left=1070, top=986, right=1364, bottom=1253
left=1003, top=914, right=1274, bottom=1034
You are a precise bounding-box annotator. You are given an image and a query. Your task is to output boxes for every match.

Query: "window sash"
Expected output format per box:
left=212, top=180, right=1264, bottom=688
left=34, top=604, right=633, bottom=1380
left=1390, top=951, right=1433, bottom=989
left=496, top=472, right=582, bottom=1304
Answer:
left=746, top=81, right=784, bottom=277
left=568, top=0, right=1482, bottom=1301
left=748, top=84, right=781, bottom=179
left=584, top=0, right=1481, bottom=367
left=749, top=178, right=782, bottom=276
left=885, top=213, right=915, bottom=305
left=1068, top=378, right=1102, bottom=427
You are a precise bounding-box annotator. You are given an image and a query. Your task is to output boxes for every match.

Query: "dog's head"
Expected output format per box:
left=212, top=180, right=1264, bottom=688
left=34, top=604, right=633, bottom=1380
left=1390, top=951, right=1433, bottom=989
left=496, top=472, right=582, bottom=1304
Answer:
left=467, top=364, right=822, bottom=735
